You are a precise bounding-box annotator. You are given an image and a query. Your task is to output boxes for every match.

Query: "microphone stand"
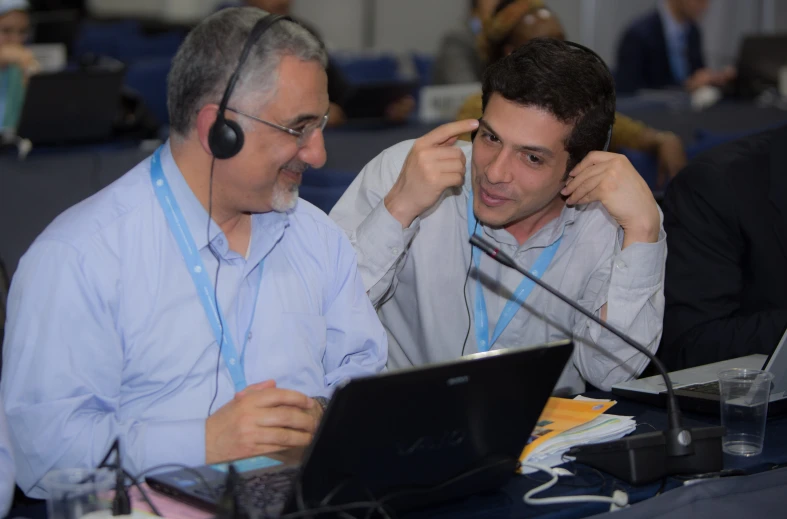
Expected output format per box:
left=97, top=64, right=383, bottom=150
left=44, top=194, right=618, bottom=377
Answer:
left=469, top=235, right=723, bottom=484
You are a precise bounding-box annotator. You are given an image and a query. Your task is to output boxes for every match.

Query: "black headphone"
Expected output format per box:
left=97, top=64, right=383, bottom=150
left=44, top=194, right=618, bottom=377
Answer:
left=208, top=14, right=292, bottom=159
left=470, top=39, right=614, bottom=152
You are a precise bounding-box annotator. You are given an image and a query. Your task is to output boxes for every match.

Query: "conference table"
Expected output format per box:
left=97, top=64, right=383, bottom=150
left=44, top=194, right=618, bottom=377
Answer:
left=7, top=392, right=787, bottom=519
left=401, top=392, right=787, bottom=518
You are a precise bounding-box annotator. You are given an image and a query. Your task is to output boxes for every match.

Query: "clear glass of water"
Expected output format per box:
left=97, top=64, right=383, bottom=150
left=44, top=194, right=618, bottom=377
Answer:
left=42, top=468, right=114, bottom=519
left=719, top=368, right=774, bottom=457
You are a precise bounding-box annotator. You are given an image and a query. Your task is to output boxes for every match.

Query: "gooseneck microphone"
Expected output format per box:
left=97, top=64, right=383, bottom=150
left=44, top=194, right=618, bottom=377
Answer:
left=469, top=235, right=723, bottom=484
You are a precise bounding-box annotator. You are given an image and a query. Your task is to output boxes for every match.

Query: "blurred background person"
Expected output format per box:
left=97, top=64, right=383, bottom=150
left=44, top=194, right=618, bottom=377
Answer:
left=456, top=0, right=687, bottom=188
left=432, top=0, right=500, bottom=85
left=0, top=0, right=38, bottom=131
left=616, top=0, right=736, bottom=94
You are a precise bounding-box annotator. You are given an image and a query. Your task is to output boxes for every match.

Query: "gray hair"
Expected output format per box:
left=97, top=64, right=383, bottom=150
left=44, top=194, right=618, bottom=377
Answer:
left=167, top=7, right=328, bottom=138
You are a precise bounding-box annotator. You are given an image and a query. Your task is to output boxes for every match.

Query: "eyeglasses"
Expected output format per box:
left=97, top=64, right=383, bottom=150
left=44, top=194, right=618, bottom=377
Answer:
left=225, top=107, right=329, bottom=147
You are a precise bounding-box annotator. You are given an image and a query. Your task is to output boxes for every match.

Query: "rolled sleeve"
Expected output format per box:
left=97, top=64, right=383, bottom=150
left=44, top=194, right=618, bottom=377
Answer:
left=577, top=229, right=666, bottom=391
left=321, top=230, right=388, bottom=395
left=354, top=201, right=419, bottom=302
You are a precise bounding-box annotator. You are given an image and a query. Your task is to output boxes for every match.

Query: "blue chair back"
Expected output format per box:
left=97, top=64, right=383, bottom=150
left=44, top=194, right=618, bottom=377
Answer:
left=412, top=53, right=434, bottom=86
left=331, top=53, right=400, bottom=84
left=302, top=169, right=357, bottom=188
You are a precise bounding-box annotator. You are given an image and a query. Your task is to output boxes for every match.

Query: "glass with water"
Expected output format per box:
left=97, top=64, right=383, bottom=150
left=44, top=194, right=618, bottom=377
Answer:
left=718, top=368, right=774, bottom=456
left=42, top=468, right=114, bottom=519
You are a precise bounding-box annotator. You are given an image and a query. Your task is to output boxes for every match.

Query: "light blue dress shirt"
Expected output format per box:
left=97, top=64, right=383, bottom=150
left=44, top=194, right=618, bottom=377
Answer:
left=1, top=142, right=387, bottom=497
left=0, top=393, right=15, bottom=517
left=659, top=0, right=691, bottom=84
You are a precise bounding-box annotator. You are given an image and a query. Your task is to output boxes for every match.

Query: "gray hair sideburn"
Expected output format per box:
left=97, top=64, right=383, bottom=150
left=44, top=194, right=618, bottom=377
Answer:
left=167, top=7, right=328, bottom=139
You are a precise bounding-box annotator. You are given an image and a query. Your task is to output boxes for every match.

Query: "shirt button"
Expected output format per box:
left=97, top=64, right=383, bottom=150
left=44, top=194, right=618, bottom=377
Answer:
left=217, top=238, right=224, bottom=246
left=391, top=247, right=400, bottom=256
left=229, top=358, right=236, bottom=366
left=247, top=332, right=253, bottom=341
left=616, top=260, right=627, bottom=270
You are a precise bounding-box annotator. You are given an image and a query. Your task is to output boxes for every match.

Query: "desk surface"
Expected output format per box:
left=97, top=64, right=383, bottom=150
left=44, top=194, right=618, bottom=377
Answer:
left=8, top=393, right=786, bottom=519
left=402, top=392, right=787, bottom=519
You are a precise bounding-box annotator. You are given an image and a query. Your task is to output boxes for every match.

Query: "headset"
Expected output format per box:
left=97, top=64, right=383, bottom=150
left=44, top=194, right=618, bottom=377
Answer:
left=470, top=39, right=614, bottom=152
left=208, top=14, right=292, bottom=159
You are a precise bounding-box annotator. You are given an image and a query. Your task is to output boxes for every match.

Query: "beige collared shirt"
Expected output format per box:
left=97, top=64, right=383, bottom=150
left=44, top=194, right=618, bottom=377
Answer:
left=330, top=140, right=666, bottom=394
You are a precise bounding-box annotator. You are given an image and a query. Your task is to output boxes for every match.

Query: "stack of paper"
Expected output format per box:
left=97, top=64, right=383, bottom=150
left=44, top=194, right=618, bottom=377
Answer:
left=519, top=396, right=636, bottom=474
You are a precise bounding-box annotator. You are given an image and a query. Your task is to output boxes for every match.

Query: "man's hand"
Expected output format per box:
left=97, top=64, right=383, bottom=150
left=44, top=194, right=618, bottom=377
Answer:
left=0, top=44, right=39, bottom=75
left=384, top=119, right=479, bottom=228
left=205, top=380, right=320, bottom=464
left=685, top=66, right=737, bottom=92
left=561, top=151, right=660, bottom=249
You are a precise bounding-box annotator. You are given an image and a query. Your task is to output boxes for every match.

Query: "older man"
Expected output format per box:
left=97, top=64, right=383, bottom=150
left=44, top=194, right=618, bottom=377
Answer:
left=2, top=7, right=386, bottom=497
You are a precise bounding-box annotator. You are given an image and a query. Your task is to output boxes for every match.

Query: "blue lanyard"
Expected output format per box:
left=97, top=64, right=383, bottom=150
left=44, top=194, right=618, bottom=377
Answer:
left=150, top=147, right=262, bottom=392
left=466, top=192, right=562, bottom=352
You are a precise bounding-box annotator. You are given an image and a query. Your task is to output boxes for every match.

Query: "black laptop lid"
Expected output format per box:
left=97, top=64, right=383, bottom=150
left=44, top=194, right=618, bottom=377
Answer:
left=16, top=67, right=125, bottom=145
left=295, top=341, right=573, bottom=510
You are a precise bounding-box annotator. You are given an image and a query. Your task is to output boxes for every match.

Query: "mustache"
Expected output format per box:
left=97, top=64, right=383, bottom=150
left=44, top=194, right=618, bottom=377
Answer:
left=281, top=161, right=308, bottom=174
left=477, top=177, right=512, bottom=199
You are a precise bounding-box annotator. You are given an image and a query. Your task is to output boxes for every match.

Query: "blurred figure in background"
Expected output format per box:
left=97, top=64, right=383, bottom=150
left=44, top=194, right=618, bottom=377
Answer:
left=432, top=0, right=500, bottom=85
left=224, top=0, right=414, bottom=125
left=457, top=0, right=687, bottom=188
left=616, top=0, right=736, bottom=94
left=0, top=0, right=38, bottom=130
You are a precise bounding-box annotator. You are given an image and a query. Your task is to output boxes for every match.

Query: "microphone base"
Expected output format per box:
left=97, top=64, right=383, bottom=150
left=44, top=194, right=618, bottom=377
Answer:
left=567, top=426, right=724, bottom=485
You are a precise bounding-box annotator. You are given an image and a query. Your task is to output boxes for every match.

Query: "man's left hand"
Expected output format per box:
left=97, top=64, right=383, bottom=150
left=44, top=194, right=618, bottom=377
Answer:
left=561, top=151, right=660, bottom=249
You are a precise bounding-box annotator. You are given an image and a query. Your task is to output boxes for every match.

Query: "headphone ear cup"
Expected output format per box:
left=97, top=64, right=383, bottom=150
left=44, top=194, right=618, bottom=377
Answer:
left=208, top=118, right=245, bottom=159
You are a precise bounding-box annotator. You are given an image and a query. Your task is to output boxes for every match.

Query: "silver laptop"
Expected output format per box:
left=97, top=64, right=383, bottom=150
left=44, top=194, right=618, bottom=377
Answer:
left=612, top=326, right=787, bottom=415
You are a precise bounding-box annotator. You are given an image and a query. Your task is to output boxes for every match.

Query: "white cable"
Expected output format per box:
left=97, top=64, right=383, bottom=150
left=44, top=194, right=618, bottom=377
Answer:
left=522, top=462, right=629, bottom=511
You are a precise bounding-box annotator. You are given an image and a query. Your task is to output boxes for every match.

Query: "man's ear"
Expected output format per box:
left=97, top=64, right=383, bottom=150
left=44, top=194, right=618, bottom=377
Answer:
left=196, top=104, right=221, bottom=156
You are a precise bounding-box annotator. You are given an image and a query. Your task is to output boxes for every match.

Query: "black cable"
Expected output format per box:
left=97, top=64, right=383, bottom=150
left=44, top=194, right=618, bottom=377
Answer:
left=124, top=471, right=163, bottom=517
left=97, top=438, right=120, bottom=469
left=460, top=221, right=479, bottom=357
left=206, top=157, right=225, bottom=417
left=96, top=438, right=164, bottom=517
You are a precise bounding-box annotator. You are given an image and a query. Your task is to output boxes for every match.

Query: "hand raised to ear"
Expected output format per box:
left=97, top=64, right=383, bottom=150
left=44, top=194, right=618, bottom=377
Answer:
left=384, top=119, right=479, bottom=228
left=562, top=151, right=660, bottom=249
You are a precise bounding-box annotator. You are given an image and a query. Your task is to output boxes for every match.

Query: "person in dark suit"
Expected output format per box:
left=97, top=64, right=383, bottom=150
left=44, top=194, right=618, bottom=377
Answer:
left=615, top=0, right=735, bottom=94
left=660, top=125, right=787, bottom=370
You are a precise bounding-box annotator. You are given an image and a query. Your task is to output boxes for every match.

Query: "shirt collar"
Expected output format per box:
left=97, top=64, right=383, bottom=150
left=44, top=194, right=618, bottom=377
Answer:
left=158, top=141, right=290, bottom=261
left=659, top=0, right=689, bottom=40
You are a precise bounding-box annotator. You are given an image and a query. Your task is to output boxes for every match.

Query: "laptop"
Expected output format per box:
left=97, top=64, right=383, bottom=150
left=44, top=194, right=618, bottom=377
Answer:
left=612, top=327, right=787, bottom=415
left=341, top=81, right=419, bottom=120
left=147, top=341, right=573, bottom=517
left=15, top=66, right=125, bottom=145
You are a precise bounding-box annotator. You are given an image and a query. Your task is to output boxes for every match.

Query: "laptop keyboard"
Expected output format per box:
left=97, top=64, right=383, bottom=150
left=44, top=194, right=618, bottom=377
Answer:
left=196, top=467, right=299, bottom=514
left=676, top=381, right=720, bottom=395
